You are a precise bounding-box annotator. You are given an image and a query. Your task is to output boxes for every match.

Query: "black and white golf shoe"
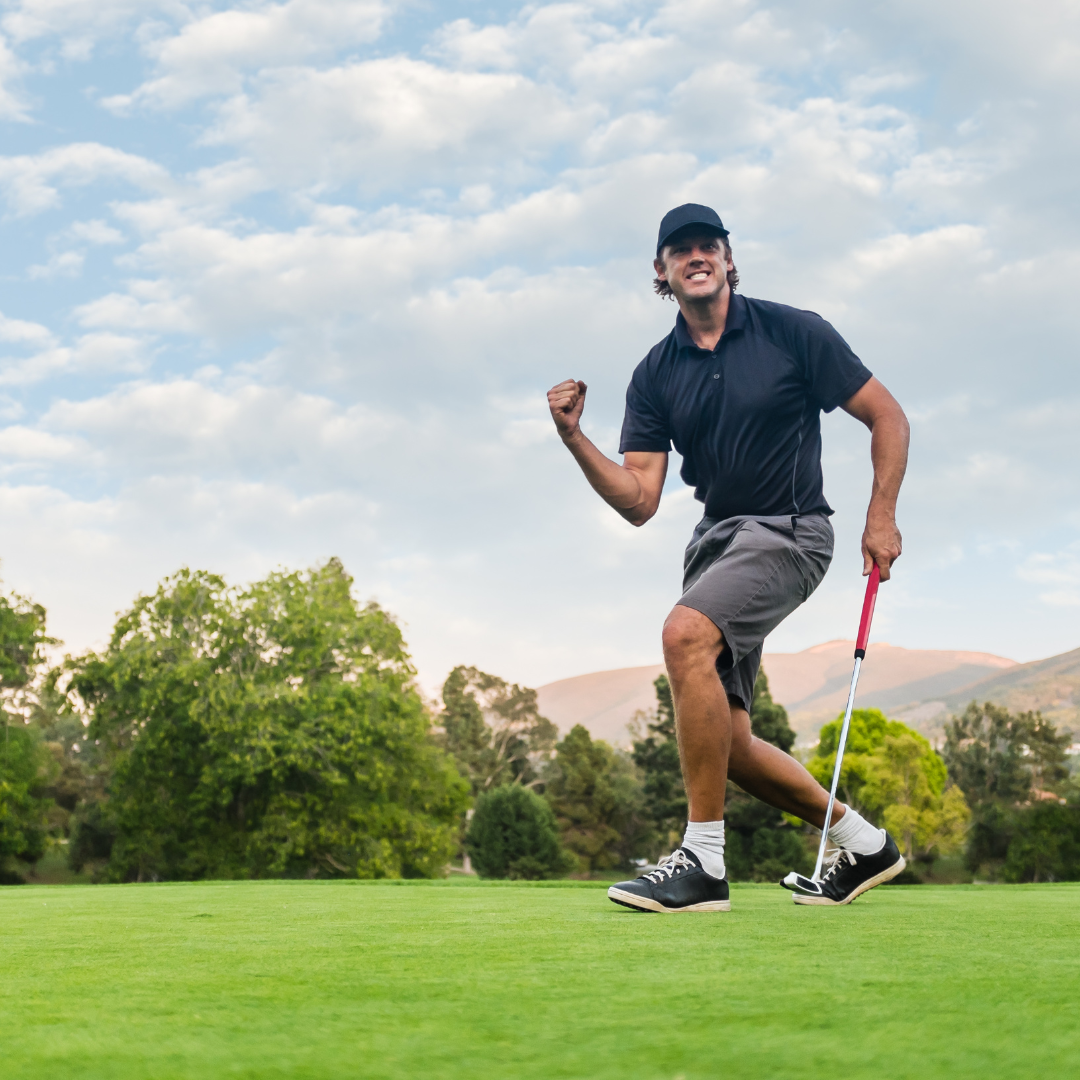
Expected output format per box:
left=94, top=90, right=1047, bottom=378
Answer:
left=608, top=847, right=730, bottom=913
left=781, top=830, right=905, bottom=905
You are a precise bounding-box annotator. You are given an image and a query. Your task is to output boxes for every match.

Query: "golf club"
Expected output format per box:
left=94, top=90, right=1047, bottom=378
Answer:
left=812, top=563, right=882, bottom=881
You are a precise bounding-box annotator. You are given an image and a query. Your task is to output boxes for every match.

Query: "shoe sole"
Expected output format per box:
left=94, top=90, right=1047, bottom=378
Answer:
left=791, top=856, right=907, bottom=906
left=606, top=887, right=731, bottom=913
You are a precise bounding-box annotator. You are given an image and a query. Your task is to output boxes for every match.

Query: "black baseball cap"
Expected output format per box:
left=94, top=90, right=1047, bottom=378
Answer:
left=656, top=203, right=729, bottom=256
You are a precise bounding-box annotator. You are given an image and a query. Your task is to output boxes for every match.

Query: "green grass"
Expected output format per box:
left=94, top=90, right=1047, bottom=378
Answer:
left=3, top=879, right=1080, bottom=1079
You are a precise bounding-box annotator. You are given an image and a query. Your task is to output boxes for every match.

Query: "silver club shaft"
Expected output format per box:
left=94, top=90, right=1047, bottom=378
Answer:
left=812, top=655, right=862, bottom=881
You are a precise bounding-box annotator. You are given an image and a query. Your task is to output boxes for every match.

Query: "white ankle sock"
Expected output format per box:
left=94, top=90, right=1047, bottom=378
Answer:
left=682, top=820, right=726, bottom=879
left=828, top=806, right=885, bottom=855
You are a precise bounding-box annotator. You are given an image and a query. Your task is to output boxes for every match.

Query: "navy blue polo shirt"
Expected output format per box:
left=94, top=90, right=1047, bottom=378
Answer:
left=619, top=293, right=872, bottom=522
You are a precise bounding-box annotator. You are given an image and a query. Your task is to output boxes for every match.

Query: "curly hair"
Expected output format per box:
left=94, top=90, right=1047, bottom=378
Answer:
left=653, top=236, right=739, bottom=299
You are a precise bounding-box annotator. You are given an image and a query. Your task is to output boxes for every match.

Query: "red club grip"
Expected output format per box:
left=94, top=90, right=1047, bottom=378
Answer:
left=854, top=564, right=881, bottom=659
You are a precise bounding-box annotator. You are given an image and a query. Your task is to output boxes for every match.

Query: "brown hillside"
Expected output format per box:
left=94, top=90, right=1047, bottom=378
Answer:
left=936, top=645, right=1080, bottom=731
left=768, top=640, right=1017, bottom=734
left=536, top=665, right=665, bottom=748
left=536, top=642, right=1017, bottom=746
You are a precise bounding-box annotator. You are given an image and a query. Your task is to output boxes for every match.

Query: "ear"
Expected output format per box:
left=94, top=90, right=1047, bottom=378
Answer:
left=653, top=256, right=667, bottom=281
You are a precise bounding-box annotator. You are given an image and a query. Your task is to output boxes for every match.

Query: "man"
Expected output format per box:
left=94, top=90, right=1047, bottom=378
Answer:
left=547, top=204, right=910, bottom=911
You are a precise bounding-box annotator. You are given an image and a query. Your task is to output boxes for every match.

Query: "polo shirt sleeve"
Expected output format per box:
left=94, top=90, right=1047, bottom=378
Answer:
left=800, top=316, right=873, bottom=413
left=619, top=360, right=671, bottom=453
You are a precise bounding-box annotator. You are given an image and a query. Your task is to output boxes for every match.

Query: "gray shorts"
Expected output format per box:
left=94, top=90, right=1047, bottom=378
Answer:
left=677, top=514, right=834, bottom=712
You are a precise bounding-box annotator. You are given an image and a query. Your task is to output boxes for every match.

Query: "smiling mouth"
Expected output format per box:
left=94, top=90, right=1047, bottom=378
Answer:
left=687, top=271, right=710, bottom=281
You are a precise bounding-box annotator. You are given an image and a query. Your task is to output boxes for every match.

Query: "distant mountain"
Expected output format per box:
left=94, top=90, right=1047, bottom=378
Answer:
left=766, top=640, right=1017, bottom=735
left=536, top=665, right=665, bottom=748
left=923, top=646, right=1080, bottom=733
left=535, top=640, right=1021, bottom=747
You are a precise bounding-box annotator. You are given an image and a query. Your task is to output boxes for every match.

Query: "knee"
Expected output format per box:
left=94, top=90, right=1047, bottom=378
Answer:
left=662, top=606, right=722, bottom=669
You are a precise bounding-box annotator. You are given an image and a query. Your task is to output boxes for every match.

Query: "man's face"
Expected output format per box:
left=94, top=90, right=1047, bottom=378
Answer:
left=654, top=230, right=732, bottom=304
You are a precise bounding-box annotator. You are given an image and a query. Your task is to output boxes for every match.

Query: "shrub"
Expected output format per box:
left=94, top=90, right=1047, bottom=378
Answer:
left=1002, top=802, right=1080, bottom=883
left=466, top=784, right=570, bottom=879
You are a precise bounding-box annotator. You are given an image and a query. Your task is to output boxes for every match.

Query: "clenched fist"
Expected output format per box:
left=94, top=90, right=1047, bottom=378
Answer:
left=548, top=379, right=587, bottom=441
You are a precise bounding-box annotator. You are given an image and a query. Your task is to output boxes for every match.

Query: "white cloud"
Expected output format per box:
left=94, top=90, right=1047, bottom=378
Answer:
left=0, top=311, right=53, bottom=346
left=40, top=379, right=404, bottom=480
left=0, top=0, right=1078, bottom=684
left=28, top=249, right=84, bottom=278
left=1, top=1, right=176, bottom=46
left=0, top=31, right=29, bottom=119
left=0, top=326, right=148, bottom=385
left=1019, top=545, right=1080, bottom=608
left=0, top=143, right=169, bottom=214
left=104, top=0, right=391, bottom=110
left=205, top=55, right=599, bottom=191
left=0, top=425, right=89, bottom=464
left=67, top=218, right=125, bottom=244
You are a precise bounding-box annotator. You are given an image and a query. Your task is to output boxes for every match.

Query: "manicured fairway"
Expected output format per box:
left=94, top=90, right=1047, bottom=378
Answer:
left=3, top=879, right=1079, bottom=1079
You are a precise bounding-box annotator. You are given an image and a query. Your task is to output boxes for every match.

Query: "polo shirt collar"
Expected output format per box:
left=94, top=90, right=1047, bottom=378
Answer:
left=673, top=292, right=747, bottom=352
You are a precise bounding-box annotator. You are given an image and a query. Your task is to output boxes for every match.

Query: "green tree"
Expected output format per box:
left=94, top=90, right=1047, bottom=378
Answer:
left=58, top=559, right=469, bottom=882
left=1001, top=801, right=1080, bottom=883
left=862, top=733, right=969, bottom=862
left=631, top=674, right=685, bottom=852
left=810, top=709, right=969, bottom=869
left=30, top=684, right=112, bottom=876
left=0, top=723, right=51, bottom=882
left=943, top=701, right=1073, bottom=878
left=544, top=725, right=650, bottom=874
left=0, top=583, right=56, bottom=882
left=465, top=783, right=570, bottom=879
left=437, top=666, right=557, bottom=797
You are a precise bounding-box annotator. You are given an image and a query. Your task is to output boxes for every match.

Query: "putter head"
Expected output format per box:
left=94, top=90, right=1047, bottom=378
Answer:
left=780, top=871, right=823, bottom=896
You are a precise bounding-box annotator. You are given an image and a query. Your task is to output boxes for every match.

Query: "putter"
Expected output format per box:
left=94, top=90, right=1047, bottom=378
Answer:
left=811, top=563, right=881, bottom=881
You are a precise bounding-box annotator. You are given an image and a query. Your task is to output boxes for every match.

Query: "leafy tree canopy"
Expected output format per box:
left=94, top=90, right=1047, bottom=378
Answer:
left=544, top=724, right=650, bottom=874
left=943, top=701, right=1071, bottom=808
left=58, top=559, right=468, bottom=882
left=438, top=666, right=557, bottom=798
left=942, top=702, right=1072, bottom=878
left=0, top=723, right=51, bottom=876
left=0, top=581, right=56, bottom=880
left=810, top=709, right=969, bottom=862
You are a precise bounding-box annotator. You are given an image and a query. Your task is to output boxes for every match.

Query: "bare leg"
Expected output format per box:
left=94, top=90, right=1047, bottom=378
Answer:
left=727, top=706, right=845, bottom=829
left=663, top=604, right=847, bottom=829
left=661, top=606, right=731, bottom=822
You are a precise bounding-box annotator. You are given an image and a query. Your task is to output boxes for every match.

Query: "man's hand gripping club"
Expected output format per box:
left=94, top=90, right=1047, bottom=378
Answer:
left=547, top=378, right=668, bottom=528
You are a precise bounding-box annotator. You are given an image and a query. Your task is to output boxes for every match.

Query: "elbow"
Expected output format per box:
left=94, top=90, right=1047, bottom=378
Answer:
left=623, top=504, right=658, bottom=527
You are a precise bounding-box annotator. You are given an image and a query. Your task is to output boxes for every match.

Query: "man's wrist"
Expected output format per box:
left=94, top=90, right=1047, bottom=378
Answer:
left=866, top=501, right=897, bottom=524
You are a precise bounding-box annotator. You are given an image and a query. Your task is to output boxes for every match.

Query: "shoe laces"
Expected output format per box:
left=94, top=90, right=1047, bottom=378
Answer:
left=822, top=847, right=857, bottom=880
left=644, top=849, right=694, bottom=883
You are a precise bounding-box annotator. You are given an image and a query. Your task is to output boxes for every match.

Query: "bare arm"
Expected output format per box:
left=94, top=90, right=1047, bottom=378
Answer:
left=547, top=379, right=668, bottom=526
left=841, top=376, right=910, bottom=581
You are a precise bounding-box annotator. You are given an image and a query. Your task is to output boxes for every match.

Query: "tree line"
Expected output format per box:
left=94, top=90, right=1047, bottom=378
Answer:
left=0, top=560, right=1077, bottom=884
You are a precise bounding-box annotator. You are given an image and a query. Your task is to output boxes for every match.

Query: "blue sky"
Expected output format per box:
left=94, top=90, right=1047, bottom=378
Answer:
left=1, top=0, right=1078, bottom=693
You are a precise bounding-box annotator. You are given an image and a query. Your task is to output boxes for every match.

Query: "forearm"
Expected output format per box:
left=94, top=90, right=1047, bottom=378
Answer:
left=561, top=429, right=657, bottom=525
left=867, top=409, right=909, bottom=520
